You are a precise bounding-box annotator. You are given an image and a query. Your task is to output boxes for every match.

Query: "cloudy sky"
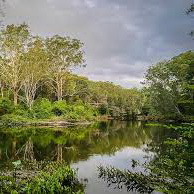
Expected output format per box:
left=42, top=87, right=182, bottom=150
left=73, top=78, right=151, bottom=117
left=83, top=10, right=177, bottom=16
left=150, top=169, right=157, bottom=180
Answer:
left=1, top=0, right=194, bottom=87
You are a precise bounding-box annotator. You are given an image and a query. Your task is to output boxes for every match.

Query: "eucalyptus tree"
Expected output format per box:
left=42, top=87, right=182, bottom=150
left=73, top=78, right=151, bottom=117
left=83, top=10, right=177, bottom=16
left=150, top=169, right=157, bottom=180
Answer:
left=62, top=73, right=90, bottom=102
left=45, top=35, right=85, bottom=101
left=187, top=3, right=194, bottom=36
left=0, top=24, right=30, bottom=105
left=0, top=63, right=5, bottom=98
left=21, top=37, right=49, bottom=109
left=144, top=51, right=194, bottom=116
left=144, top=61, right=184, bottom=116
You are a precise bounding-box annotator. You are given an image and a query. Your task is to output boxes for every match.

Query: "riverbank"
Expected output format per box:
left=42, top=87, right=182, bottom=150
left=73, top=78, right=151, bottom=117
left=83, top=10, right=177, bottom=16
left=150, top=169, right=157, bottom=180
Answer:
left=137, top=115, right=194, bottom=123
left=2, top=111, right=193, bottom=128
left=0, top=162, right=84, bottom=194
left=0, top=115, right=94, bottom=127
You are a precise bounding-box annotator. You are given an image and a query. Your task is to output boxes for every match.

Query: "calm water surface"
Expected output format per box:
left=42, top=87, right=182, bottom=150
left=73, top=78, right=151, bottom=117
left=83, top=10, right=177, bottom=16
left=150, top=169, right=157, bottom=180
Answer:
left=0, top=121, right=173, bottom=193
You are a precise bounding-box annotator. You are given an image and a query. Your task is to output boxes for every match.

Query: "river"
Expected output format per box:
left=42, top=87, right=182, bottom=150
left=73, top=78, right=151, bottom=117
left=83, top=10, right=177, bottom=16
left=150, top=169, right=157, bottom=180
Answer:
left=0, top=121, right=174, bottom=193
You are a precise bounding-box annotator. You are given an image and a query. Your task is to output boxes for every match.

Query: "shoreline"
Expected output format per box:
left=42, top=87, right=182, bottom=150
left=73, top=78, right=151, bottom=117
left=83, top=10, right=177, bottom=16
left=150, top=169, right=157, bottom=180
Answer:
left=1, top=115, right=193, bottom=128
left=0, top=119, right=94, bottom=128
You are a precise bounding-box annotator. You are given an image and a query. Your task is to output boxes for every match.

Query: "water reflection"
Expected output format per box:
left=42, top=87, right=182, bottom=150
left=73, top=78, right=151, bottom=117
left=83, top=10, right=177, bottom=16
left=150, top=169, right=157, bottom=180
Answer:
left=0, top=121, right=171, bottom=193
left=0, top=121, right=167, bottom=164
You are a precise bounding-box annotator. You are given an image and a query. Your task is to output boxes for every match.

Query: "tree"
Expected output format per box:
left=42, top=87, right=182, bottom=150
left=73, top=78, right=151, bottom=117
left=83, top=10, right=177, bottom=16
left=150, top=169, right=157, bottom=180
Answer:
left=144, top=61, right=183, bottom=115
left=187, top=4, right=194, bottom=36
left=0, top=74, right=5, bottom=98
left=63, top=73, right=90, bottom=102
left=0, top=24, right=30, bottom=105
left=21, top=37, right=49, bottom=109
left=45, top=35, right=85, bottom=101
left=144, top=51, right=194, bottom=116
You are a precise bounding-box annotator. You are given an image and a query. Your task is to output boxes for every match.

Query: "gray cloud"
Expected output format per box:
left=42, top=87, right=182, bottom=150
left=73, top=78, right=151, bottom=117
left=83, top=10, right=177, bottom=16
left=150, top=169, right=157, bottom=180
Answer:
left=3, top=0, right=194, bottom=87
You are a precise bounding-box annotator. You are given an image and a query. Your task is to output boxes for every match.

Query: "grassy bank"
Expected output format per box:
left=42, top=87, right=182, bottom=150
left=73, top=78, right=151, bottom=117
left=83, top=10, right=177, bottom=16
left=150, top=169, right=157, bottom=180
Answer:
left=0, top=98, right=99, bottom=127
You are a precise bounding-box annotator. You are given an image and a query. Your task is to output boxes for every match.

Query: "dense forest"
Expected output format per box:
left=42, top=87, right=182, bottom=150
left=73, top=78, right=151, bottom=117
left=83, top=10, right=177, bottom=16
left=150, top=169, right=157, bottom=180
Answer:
left=0, top=24, right=143, bottom=124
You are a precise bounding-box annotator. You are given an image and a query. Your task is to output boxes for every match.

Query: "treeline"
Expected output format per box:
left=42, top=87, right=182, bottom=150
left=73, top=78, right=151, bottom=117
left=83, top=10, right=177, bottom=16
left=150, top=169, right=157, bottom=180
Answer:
left=0, top=23, right=84, bottom=108
left=0, top=24, right=143, bottom=122
left=143, top=51, right=194, bottom=120
left=3, top=23, right=193, bottom=122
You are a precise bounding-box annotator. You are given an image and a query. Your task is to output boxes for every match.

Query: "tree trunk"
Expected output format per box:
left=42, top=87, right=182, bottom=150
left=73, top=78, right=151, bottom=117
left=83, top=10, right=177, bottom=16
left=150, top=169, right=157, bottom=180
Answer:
left=0, top=81, right=4, bottom=98
left=12, top=140, right=17, bottom=159
left=0, top=87, right=3, bottom=98
left=57, top=76, right=63, bottom=101
left=13, top=90, right=18, bottom=106
left=57, top=144, right=63, bottom=162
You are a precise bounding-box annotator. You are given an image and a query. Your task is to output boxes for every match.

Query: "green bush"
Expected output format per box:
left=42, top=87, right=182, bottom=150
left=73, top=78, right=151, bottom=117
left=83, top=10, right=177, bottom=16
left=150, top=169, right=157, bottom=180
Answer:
left=65, top=111, right=80, bottom=121
left=62, top=103, right=96, bottom=121
left=52, top=100, right=68, bottom=116
left=0, top=97, right=98, bottom=123
left=0, top=163, right=84, bottom=194
left=23, top=164, right=84, bottom=194
left=13, top=105, right=29, bottom=117
left=31, top=98, right=53, bottom=119
left=98, top=104, right=108, bottom=115
left=0, top=98, right=13, bottom=116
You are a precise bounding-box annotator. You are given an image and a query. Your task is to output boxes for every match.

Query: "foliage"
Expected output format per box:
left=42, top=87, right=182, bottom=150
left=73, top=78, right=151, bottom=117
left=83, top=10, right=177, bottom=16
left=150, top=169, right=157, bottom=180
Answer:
left=30, top=98, right=53, bottom=119
left=0, top=98, right=13, bottom=116
left=0, top=162, right=84, bottom=194
left=144, top=51, right=194, bottom=118
left=52, top=100, right=68, bottom=116
left=98, top=166, right=154, bottom=193
left=98, top=124, right=194, bottom=193
left=0, top=24, right=144, bottom=123
left=23, top=163, right=84, bottom=194
left=0, top=114, right=30, bottom=127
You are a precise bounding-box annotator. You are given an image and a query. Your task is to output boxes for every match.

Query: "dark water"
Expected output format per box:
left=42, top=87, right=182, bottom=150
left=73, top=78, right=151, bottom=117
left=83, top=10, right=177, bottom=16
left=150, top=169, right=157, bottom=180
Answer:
left=0, top=121, right=173, bottom=194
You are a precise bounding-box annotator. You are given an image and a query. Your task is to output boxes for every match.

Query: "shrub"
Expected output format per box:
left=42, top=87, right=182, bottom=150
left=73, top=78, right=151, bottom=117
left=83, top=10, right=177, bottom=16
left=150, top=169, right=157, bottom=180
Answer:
left=65, top=111, right=80, bottom=121
left=98, top=104, right=108, bottom=115
left=52, top=100, right=68, bottom=116
left=65, top=103, right=97, bottom=121
left=23, top=164, right=84, bottom=194
left=31, top=98, right=53, bottom=119
left=0, top=98, right=13, bottom=116
left=13, top=105, right=29, bottom=118
left=0, top=163, right=84, bottom=194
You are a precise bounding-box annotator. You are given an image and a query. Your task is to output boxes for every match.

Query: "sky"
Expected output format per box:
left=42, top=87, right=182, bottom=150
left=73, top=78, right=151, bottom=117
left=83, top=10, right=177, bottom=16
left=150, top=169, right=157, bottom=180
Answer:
left=1, top=0, right=194, bottom=88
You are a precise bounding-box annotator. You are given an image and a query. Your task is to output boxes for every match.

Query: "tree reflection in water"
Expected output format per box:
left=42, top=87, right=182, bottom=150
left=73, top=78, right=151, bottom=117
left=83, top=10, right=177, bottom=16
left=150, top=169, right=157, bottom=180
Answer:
left=99, top=124, right=194, bottom=193
left=0, top=121, right=170, bottom=167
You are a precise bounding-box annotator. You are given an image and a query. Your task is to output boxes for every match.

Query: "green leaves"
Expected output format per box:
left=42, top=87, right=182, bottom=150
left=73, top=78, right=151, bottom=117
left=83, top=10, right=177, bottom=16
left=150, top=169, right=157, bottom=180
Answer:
left=144, top=51, right=194, bottom=117
left=99, top=124, right=194, bottom=193
left=12, top=160, right=22, bottom=169
left=0, top=24, right=85, bottom=107
left=0, top=162, right=84, bottom=194
left=45, top=35, right=85, bottom=100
